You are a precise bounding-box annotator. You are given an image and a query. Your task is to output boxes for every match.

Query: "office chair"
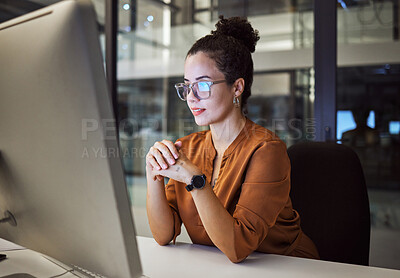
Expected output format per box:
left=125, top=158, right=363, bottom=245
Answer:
left=287, top=141, right=371, bottom=266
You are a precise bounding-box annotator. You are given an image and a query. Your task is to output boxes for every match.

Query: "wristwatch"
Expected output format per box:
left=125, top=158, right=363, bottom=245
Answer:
left=185, top=174, right=206, bottom=192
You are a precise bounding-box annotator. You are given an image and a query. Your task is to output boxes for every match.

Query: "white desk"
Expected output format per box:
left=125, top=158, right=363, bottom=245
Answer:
left=1, top=236, right=400, bottom=278
left=0, top=249, right=78, bottom=278
left=138, top=236, right=400, bottom=278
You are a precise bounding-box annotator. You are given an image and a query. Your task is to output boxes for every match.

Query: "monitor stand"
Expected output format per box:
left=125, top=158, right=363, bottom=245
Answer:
left=0, top=211, right=17, bottom=227
left=0, top=152, right=17, bottom=228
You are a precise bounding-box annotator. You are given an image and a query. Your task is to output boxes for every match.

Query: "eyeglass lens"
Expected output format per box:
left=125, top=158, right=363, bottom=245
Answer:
left=177, top=82, right=211, bottom=100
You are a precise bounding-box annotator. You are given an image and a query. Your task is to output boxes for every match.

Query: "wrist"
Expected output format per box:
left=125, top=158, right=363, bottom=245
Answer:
left=190, top=182, right=211, bottom=197
left=184, top=174, right=193, bottom=185
left=185, top=170, right=203, bottom=185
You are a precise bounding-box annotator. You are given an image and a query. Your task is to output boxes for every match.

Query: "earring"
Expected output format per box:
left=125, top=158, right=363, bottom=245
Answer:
left=233, top=97, right=240, bottom=108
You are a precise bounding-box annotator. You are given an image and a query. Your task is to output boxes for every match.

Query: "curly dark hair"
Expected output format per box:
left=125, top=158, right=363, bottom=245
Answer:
left=187, top=15, right=260, bottom=113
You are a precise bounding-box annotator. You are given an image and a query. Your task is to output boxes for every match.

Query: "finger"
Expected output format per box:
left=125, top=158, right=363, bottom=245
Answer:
left=146, top=160, right=158, bottom=171
left=145, top=161, right=160, bottom=181
left=153, top=174, right=163, bottom=181
left=146, top=152, right=162, bottom=170
left=151, top=147, right=169, bottom=169
left=162, top=140, right=179, bottom=160
left=155, top=141, right=176, bottom=165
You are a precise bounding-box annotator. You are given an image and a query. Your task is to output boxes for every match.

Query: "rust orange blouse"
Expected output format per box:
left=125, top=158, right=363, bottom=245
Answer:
left=165, top=118, right=319, bottom=262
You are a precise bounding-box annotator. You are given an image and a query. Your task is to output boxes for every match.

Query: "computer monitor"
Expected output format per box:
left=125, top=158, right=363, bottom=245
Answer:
left=336, top=110, right=357, bottom=141
left=0, top=1, right=143, bottom=277
left=389, top=121, right=400, bottom=135
left=336, top=110, right=375, bottom=141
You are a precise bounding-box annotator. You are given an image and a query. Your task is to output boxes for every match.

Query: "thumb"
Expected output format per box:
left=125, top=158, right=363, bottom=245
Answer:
left=175, top=141, right=183, bottom=150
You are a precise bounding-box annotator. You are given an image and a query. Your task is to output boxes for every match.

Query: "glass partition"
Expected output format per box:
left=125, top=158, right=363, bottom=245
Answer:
left=336, top=0, right=400, bottom=270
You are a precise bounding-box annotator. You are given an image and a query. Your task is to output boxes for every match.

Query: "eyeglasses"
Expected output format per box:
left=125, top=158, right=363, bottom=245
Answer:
left=174, top=80, right=226, bottom=101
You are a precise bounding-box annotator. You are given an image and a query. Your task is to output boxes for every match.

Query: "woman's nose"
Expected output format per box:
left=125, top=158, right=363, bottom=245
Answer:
left=187, top=87, right=199, bottom=102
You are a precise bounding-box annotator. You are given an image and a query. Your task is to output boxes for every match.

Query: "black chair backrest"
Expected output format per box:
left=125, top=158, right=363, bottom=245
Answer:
left=287, top=141, right=371, bottom=265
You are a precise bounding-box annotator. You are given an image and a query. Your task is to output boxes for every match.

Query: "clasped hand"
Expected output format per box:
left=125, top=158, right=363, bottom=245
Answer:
left=146, top=140, right=202, bottom=185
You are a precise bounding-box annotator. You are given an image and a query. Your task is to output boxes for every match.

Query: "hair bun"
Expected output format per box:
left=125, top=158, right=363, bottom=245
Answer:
left=211, top=15, right=260, bottom=53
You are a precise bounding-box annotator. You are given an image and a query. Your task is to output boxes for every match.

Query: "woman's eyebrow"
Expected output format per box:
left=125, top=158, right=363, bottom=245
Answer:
left=184, top=75, right=212, bottom=82
left=196, top=75, right=211, bottom=80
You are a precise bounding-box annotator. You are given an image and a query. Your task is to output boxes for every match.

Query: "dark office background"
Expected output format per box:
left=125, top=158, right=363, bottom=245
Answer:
left=1, top=0, right=399, bottom=270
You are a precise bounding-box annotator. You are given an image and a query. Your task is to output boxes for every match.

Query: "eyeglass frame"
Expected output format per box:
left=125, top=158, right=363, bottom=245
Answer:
left=174, top=80, right=226, bottom=101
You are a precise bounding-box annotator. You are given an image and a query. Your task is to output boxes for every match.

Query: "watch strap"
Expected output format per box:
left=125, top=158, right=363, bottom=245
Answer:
left=185, top=183, right=194, bottom=191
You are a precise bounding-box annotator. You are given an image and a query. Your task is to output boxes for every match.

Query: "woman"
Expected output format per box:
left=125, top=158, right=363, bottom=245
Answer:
left=146, top=16, right=319, bottom=263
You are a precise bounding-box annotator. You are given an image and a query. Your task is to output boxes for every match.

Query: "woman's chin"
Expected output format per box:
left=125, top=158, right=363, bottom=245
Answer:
left=194, top=117, right=209, bottom=127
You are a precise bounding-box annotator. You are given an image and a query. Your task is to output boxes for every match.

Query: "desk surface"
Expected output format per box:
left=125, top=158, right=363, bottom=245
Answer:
left=0, top=249, right=77, bottom=278
left=1, top=236, right=400, bottom=278
left=138, top=237, right=400, bottom=278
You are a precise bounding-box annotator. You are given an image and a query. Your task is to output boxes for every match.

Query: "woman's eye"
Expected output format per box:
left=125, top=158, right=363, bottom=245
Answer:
left=197, top=82, right=209, bottom=91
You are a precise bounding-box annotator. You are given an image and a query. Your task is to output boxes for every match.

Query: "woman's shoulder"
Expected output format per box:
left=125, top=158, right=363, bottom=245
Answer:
left=244, top=119, right=286, bottom=148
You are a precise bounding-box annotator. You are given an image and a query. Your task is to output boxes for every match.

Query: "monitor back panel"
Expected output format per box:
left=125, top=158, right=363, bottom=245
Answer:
left=0, top=1, right=142, bottom=277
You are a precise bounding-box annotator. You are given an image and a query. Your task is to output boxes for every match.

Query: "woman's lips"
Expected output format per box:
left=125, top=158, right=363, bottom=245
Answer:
left=191, top=108, right=206, bottom=116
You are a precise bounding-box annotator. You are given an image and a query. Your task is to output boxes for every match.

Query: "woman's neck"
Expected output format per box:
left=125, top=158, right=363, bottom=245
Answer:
left=210, top=112, right=246, bottom=156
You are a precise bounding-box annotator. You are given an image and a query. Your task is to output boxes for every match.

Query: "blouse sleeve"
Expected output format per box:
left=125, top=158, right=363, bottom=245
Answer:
left=231, top=140, right=291, bottom=262
left=165, top=179, right=182, bottom=244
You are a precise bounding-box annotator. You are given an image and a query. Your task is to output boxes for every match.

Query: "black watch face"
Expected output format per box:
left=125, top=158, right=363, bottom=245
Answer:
left=193, top=175, right=206, bottom=189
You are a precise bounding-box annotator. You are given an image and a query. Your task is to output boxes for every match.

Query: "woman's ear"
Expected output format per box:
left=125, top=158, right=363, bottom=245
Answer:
left=233, top=78, right=245, bottom=98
